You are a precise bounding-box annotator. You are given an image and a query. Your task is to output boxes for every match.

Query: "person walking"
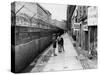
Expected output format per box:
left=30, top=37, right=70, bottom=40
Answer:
left=57, top=35, right=61, bottom=53
left=60, top=36, right=64, bottom=52
left=52, top=34, right=57, bottom=56
left=58, top=35, right=64, bottom=53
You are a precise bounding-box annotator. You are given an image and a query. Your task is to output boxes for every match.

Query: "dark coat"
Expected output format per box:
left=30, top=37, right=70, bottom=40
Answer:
left=52, top=36, right=57, bottom=48
left=58, top=37, right=64, bottom=46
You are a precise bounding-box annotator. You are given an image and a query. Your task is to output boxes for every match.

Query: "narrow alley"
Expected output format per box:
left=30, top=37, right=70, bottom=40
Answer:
left=29, top=33, right=83, bottom=72
left=11, top=2, right=97, bottom=73
left=42, top=33, right=83, bottom=72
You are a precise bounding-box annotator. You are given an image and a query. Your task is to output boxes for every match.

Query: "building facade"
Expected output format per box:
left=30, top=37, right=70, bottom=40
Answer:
left=77, top=6, right=88, bottom=50
left=88, top=6, right=97, bottom=54
left=71, top=5, right=97, bottom=56
left=66, top=5, right=76, bottom=34
left=71, top=5, right=88, bottom=51
left=51, top=19, right=66, bottom=30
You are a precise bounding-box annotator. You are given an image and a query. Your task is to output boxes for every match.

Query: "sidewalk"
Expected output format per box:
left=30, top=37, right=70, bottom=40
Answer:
left=69, top=34, right=97, bottom=69
left=76, top=47, right=97, bottom=69
left=42, top=33, right=83, bottom=72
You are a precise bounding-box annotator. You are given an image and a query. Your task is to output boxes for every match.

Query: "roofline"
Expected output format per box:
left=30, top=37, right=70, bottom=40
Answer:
left=36, top=3, right=51, bottom=15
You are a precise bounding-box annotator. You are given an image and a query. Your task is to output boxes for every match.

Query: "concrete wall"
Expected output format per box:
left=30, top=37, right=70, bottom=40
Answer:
left=14, top=36, right=52, bottom=72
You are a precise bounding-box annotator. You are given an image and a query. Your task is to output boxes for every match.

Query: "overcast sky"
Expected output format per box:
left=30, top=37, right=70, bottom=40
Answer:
left=40, top=3, right=67, bottom=21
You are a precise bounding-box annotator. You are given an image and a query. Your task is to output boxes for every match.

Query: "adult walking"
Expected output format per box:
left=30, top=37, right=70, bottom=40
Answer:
left=58, top=35, right=64, bottom=53
left=52, top=34, right=57, bottom=56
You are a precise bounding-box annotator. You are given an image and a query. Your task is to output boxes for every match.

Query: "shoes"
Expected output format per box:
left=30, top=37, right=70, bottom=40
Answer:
left=54, top=54, right=57, bottom=56
left=59, top=51, right=62, bottom=53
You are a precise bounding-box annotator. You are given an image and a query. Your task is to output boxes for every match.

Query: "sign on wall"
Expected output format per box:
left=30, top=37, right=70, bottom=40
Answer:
left=83, top=25, right=88, bottom=31
left=73, top=23, right=80, bottom=30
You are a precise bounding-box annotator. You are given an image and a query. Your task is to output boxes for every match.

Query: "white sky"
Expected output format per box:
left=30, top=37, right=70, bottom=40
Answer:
left=40, top=3, right=67, bottom=21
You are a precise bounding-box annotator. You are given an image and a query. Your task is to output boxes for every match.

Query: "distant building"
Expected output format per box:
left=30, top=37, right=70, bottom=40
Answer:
left=66, top=5, right=76, bottom=34
left=51, top=19, right=66, bottom=30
